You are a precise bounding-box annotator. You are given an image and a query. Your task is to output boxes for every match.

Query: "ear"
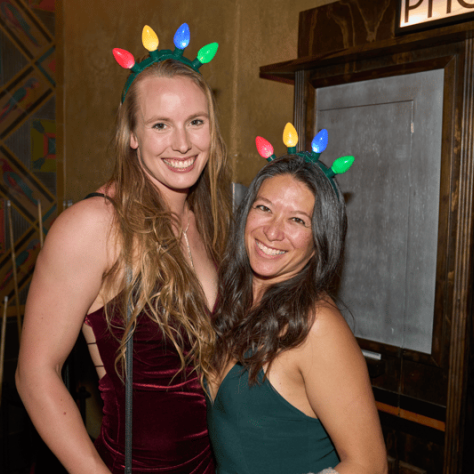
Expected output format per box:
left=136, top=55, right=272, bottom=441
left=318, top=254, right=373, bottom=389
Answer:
left=130, top=132, right=139, bottom=149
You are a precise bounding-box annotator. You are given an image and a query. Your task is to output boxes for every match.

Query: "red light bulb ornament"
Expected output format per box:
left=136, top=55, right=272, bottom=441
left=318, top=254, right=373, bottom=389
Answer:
left=255, top=136, right=277, bottom=162
left=113, top=49, right=136, bottom=69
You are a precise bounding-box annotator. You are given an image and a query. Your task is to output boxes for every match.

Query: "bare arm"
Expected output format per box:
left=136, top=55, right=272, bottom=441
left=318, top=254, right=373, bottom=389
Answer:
left=16, top=198, right=115, bottom=474
left=300, top=300, right=388, bottom=474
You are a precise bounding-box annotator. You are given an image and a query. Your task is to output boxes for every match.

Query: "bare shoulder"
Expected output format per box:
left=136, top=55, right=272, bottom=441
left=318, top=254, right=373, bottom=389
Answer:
left=34, top=190, right=119, bottom=292
left=298, top=295, right=364, bottom=371
left=57, top=190, right=115, bottom=228
left=307, top=296, right=354, bottom=341
left=44, top=192, right=115, bottom=252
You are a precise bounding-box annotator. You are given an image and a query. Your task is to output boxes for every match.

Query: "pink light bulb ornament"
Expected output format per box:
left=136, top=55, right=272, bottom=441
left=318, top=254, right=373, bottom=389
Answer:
left=255, top=136, right=276, bottom=162
left=113, top=48, right=136, bottom=69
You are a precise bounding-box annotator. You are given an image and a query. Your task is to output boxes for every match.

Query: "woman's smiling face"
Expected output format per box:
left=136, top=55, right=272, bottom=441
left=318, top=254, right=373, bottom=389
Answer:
left=244, top=174, right=315, bottom=293
left=130, top=75, right=210, bottom=197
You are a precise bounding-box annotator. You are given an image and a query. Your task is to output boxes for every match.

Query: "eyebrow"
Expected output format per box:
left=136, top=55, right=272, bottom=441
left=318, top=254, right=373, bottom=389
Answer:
left=254, top=196, right=312, bottom=219
left=144, top=112, right=209, bottom=125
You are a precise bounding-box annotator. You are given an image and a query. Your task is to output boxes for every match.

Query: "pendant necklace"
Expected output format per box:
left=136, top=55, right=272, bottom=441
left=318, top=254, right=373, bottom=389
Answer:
left=182, top=215, right=194, bottom=269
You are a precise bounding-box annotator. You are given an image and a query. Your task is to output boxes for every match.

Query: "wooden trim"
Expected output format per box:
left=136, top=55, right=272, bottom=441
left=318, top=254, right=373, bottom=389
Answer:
left=376, top=401, right=446, bottom=432
left=260, top=18, right=474, bottom=80
left=2, top=305, right=25, bottom=318
left=293, top=70, right=306, bottom=152
left=443, top=36, right=474, bottom=474
left=258, top=72, right=294, bottom=85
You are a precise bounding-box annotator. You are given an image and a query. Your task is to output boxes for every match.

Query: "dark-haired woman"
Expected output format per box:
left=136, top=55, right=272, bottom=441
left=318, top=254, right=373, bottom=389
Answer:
left=207, top=155, right=387, bottom=474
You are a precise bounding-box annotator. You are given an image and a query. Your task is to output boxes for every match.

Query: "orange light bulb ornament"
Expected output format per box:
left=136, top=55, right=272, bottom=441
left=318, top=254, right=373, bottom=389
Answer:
left=283, top=123, right=298, bottom=154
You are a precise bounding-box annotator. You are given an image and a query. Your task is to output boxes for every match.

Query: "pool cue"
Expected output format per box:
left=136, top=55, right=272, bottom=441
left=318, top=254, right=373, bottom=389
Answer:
left=37, top=200, right=43, bottom=248
left=7, top=201, right=22, bottom=341
left=0, top=296, right=8, bottom=408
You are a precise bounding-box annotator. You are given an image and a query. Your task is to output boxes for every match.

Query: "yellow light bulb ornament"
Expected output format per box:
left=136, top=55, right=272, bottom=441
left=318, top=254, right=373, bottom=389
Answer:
left=142, top=25, right=159, bottom=51
left=283, top=123, right=298, bottom=154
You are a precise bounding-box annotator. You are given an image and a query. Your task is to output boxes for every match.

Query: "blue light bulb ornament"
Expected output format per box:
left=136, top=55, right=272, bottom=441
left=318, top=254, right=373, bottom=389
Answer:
left=311, top=129, right=328, bottom=160
left=173, top=23, right=190, bottom=54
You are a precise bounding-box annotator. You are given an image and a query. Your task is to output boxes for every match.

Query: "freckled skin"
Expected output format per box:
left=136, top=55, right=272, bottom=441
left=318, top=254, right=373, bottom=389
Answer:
left=244, top=174, right=315, bottom=295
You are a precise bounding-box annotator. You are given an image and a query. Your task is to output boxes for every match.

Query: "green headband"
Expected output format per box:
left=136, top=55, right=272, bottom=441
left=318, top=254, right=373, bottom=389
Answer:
left=113, top=24, right=218, bottom=103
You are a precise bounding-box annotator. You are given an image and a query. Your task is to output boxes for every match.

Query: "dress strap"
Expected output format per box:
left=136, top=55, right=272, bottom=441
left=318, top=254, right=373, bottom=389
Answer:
left=83, top=192, right=112, bottom=201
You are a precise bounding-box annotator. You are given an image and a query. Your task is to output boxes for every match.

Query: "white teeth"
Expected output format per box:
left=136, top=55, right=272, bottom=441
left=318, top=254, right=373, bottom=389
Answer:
left=256, top=240, right=286, bottom=256
left=163, top=158, right=195, bottom=169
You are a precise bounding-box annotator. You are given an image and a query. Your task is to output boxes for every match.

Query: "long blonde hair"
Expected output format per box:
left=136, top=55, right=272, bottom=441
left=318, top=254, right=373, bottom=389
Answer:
left=103, top=59, right=232, bottom=382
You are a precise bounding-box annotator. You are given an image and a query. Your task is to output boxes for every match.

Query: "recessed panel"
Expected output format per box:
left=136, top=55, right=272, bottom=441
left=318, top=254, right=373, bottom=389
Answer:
left=316, top=69, right=444, bottom=354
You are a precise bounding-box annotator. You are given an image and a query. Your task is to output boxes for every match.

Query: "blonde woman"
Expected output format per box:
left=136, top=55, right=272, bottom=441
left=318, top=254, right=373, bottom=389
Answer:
left=16, top=28, right=232, bottom=474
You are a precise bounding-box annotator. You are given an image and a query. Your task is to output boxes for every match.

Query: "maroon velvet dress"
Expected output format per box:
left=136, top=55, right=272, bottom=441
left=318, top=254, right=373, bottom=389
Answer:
left=84, top=301, right=215, bottom=474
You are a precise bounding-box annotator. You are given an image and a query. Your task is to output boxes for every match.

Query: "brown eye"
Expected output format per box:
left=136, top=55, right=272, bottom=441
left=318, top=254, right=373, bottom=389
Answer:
left=292, top=217, right=307, bottom=226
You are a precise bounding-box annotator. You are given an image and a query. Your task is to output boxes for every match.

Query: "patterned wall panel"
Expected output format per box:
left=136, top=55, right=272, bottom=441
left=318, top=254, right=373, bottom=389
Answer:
left=0, top=0, right=56, bottom=325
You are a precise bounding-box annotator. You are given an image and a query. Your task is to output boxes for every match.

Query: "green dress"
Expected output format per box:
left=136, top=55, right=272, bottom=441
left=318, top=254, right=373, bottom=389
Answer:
left=206, top=363, right=340, bottom=474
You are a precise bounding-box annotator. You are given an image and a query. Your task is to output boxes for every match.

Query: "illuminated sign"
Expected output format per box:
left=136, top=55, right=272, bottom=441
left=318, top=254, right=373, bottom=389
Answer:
left=399, top=0, right=474, bottom=30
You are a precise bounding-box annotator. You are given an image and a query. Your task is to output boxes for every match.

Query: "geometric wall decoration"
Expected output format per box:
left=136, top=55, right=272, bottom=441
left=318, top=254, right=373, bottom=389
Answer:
left=0, top=0, right=56, bottom=311
left=31, top=118, right=55, bottom=172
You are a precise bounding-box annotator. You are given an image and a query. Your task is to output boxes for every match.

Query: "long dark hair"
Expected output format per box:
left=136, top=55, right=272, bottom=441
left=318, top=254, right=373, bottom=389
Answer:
left=211, top=155, right=347, bottom=384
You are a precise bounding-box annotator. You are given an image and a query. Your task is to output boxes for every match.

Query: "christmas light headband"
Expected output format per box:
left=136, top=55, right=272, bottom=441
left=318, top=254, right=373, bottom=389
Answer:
left=113, top=24, right=218, bottom=102
left=255, top=123, right=354, bottom=195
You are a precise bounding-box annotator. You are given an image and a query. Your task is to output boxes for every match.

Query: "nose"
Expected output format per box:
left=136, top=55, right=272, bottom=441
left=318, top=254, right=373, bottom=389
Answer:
left=263, top=217, right=285, bottom=242
left=172, top=127, right=192, bottom=154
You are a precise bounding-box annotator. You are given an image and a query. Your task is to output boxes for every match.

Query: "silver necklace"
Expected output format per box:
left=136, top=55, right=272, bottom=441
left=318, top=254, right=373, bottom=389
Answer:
left=182, top=216, right=194, bottom=269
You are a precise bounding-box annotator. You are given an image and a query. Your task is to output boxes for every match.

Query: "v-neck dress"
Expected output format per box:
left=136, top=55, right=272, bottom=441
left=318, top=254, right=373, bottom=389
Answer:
left=84, top=303, right=214, bottom=474
left=206, top=363, right=339, bottom=474
left=83, top=193, right=215, bottom=473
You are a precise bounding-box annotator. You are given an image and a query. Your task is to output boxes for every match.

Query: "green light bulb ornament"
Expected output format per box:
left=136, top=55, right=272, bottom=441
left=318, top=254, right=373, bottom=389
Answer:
left=192, top=42, right=219, bottom=69
left=327, top=155, right=355, bottom=178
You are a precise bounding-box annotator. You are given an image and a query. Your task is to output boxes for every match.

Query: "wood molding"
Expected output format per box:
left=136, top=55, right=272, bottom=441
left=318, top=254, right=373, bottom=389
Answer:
left=293, top=70, right=306, bottom=152
left=443, top=35, right=474, bottom=474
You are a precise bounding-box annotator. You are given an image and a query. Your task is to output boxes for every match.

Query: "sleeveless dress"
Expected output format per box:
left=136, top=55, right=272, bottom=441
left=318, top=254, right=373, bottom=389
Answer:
left=85, top=300, right=215, bottom=474
left=206, top=363, right=339, bottom=474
